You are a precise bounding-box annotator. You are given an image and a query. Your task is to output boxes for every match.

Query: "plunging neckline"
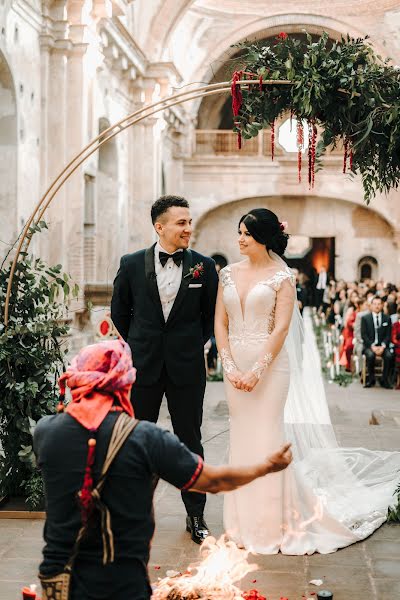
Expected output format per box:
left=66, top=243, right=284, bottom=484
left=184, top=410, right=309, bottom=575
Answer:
left=229, top=265, right=281, bottom=321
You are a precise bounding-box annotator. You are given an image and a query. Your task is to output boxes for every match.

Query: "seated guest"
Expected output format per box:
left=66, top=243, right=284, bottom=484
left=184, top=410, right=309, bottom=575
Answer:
left=386, top=300, right=398, bottom=324
left=353, top=297, right=370, bottom=373
left=361, top=296, right=393, bottom=388
left=391, top=305, right=400, bottom=389
left=34, top=340, right=292, bottom=600
left=339, top=298, right=359, bottom=372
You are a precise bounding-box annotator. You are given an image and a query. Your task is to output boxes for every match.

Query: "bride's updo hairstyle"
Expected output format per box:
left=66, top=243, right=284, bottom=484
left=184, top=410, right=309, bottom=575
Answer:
left=239, top=208, right=289, bottom=257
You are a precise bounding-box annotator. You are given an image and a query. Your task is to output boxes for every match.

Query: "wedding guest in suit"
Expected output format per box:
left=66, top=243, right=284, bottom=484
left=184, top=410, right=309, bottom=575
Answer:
left=293, top=268, right=307, bottom=315
left=111, top=195, right=219, bottom=543
left=361, top=296, right=393, bottom=388
left=315, top=266, right=327, bottom=309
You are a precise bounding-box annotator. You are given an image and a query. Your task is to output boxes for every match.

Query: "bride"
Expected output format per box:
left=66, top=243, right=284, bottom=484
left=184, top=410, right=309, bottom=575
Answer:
left=215, top=208, right=400, bottom=555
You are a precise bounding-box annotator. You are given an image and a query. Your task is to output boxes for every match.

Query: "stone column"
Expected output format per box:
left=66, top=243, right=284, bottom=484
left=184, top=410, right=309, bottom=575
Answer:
left=39, top=1, right=70, bottom=266
left=128, top=77, right=160, bottom=249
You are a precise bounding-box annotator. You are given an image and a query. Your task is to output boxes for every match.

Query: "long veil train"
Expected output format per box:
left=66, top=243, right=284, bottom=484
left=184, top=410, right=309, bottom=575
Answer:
left=273, top=249, right=400, bottom=538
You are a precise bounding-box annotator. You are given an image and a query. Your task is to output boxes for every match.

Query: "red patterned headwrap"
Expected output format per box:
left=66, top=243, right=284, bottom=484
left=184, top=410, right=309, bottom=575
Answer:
left=59, top=339, right=136, bottom=430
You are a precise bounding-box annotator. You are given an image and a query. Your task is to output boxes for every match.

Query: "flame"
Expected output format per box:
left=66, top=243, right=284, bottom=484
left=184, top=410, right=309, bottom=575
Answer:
left=282, top=497, right=325, bottom=538
left=152, top=535, right=258, bottom=599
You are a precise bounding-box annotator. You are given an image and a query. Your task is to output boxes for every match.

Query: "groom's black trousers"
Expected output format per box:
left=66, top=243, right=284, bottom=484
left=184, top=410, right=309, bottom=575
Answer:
left=132, top=367, right=206, bottom=517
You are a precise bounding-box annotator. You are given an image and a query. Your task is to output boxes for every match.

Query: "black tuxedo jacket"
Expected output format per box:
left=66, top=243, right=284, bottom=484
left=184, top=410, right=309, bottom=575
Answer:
left=111, top=245, right=218, bottom=386
left=361, top=311, right=391, bottom=350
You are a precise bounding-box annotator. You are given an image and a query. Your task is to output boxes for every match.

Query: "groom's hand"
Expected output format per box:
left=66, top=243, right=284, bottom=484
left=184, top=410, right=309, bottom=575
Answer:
left=265, top=443, right=293, bottom=473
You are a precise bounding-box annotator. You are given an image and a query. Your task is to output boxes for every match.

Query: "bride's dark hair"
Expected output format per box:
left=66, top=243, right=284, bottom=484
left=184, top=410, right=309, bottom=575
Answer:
left=239, top=208, right=289, bottom=257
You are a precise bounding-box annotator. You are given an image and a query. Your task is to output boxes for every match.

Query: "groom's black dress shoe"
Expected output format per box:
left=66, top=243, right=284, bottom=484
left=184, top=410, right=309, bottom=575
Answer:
left=186, top=516, right=210, bottom=544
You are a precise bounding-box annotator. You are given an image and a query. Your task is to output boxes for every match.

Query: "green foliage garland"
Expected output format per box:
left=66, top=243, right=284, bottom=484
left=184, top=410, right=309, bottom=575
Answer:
left=230, top=31, right=400, bottom=202
left=387, top=480, right=400, bottom=523
left=0, top=222, right=78, bottom=508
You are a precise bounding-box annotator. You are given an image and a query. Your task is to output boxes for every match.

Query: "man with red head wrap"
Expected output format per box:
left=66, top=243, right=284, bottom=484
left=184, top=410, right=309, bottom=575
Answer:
left=34, top=340, right=292, bottom=600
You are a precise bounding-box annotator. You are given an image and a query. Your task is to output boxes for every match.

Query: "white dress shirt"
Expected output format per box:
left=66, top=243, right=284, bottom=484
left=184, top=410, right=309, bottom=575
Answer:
left=316, top=271, right=327, bottom=290
left=373, top=311, right=382, bottom=346
left=155, top=241, right=183, bottom=321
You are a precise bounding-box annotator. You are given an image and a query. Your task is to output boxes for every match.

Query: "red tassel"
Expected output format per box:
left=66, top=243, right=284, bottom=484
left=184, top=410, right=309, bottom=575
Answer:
left=343, top=138, right=349, bottom=174
left=271, top=120, right=275, bottom=161
left=79, top=437, right=97, bottom=524
left=259, top=75, right=263, bottom=91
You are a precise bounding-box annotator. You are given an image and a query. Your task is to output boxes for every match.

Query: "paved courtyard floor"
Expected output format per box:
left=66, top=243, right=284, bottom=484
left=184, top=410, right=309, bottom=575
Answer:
left=0, top=379, right=399, bottom=600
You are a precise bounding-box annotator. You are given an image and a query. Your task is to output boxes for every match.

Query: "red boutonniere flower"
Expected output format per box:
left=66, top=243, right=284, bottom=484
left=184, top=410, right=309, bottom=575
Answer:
left=184, top=262, right=204, bottom=279
left=277, top=32, right=288, bottom=40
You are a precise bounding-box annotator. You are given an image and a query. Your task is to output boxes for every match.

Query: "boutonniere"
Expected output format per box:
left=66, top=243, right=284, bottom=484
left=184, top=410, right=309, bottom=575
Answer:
left=184, top=262, right=204, bottom=279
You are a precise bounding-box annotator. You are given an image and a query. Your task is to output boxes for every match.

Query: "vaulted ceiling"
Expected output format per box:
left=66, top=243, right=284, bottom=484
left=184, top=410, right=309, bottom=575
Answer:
left=135, top=0, right=400, bottom=84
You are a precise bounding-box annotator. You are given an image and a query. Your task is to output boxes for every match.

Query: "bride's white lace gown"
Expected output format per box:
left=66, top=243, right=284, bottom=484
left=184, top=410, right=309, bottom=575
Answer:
left=220, top=264, right=400, bottom=555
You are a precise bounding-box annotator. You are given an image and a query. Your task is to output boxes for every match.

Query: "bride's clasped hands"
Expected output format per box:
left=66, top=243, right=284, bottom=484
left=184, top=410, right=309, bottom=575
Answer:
left=226, top=369, right=258, bottom=392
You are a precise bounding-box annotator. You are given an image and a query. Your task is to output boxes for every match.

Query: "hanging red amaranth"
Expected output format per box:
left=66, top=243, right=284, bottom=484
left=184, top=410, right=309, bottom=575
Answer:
left=231, top=70, right=243, bottom=150
left=312, top=121, right=317, bottom=188
left=308, top=121, right=313, bottom=189
left=297, top=119, right=304, bottom=183
left=271, top=120, right=275, bottom=161
left=259, top=75, right=263, bottom=91
left=343, top=137, right=349, bottom=174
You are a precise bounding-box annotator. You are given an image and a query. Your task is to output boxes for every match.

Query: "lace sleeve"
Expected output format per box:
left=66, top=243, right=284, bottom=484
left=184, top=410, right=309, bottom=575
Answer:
left=250, top=278, right=295, bottom=379
left=219, top=266, right=234, bottom=288
left=268, top=268, right=296, bottom=292
left=215, top=266, right=239, bottom=376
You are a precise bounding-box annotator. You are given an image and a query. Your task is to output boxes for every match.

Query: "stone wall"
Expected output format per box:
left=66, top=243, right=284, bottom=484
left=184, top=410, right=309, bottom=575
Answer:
left=192, top=196, right=398, bottom=283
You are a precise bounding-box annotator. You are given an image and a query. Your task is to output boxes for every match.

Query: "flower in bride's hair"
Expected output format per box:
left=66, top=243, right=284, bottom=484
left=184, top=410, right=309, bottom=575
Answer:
left=279, top=221, right=288, bottom=232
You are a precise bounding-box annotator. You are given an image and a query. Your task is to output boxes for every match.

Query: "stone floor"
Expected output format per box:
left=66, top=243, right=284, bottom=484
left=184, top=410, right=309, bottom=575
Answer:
left=0, top=379, right=399, bottom=600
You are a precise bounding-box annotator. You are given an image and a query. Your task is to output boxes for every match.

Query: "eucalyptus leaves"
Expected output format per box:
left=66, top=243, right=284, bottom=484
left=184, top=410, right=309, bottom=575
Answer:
left=0, top=222, right=78, bottom=508
left=231, top=31, right=400, bottom=202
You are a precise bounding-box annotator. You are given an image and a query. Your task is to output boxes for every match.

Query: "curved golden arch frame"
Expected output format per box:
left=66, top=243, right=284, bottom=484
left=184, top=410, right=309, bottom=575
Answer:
left=4, top=79, right=292, bottom=326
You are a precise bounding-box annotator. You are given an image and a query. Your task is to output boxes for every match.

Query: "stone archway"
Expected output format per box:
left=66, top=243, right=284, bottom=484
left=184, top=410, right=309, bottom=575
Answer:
left=0, top=50, right=17, bottom=252
left=192, top=196, right=397, bottom=282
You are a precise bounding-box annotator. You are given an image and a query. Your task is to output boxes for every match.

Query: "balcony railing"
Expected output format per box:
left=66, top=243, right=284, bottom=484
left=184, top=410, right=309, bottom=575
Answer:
left=194, top=130, right=343, bottom=157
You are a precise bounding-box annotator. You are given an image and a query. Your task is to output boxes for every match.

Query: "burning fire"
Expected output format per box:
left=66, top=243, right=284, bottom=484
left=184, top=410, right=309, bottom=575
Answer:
left=152, top=535, right=258, bottom=599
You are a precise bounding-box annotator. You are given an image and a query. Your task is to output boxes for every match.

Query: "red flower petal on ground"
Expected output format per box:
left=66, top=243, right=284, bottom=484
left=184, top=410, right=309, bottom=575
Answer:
left=154, top=565, right=160, bottom=570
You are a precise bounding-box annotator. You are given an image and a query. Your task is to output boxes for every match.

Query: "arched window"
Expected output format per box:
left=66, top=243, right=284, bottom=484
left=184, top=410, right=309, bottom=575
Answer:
left=358, top=256, right=378, bottom=281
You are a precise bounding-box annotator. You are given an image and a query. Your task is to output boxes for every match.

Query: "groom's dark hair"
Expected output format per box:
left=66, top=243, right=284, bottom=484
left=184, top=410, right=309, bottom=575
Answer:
left=151, top=195, right=189, bottom=224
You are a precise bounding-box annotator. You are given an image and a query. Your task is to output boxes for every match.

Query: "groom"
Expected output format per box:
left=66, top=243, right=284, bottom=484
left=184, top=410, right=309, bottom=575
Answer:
left=111, top=195, right=219, bottom=543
